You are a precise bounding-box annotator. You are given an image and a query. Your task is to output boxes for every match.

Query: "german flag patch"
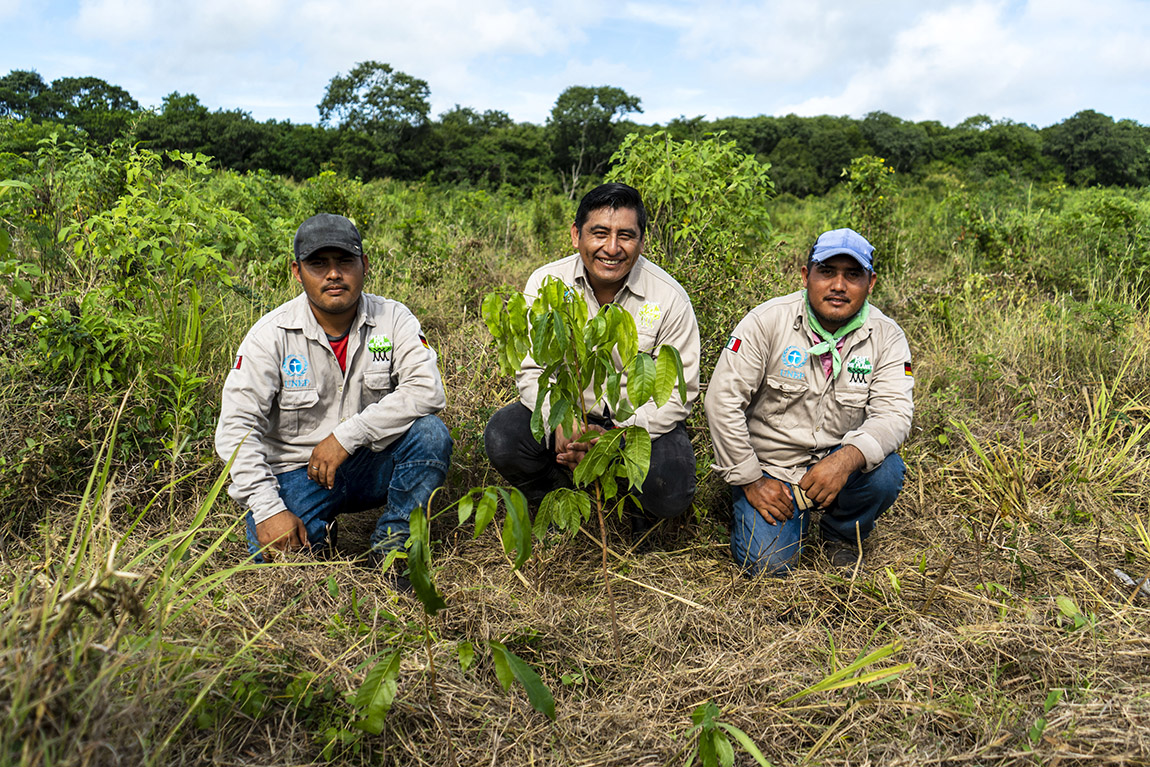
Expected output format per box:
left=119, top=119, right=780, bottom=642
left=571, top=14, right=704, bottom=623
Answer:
left=904, top=361, right=913, bottom=377
left=419, top=333, right=430, bottom=349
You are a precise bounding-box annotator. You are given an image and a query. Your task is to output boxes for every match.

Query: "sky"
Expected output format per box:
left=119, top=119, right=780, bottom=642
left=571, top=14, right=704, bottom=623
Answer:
left=2, top=0, right=1149, bottom=129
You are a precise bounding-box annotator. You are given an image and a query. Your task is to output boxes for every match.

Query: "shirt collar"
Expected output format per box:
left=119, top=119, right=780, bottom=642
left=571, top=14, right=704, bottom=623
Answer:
left=572, top=254, right=648, bottom=302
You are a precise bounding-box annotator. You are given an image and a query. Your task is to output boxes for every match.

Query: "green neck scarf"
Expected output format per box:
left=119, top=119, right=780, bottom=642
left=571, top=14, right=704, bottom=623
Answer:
left=805, top=289, right=869, bottom=379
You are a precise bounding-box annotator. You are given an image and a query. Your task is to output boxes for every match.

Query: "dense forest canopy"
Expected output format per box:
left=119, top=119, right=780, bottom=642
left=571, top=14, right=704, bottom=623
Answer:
left=2, top=63, right=1149, bottom=195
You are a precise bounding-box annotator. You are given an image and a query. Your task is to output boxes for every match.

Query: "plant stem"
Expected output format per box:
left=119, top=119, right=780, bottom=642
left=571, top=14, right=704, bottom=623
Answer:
left=595, top=482, right=623, bottom=663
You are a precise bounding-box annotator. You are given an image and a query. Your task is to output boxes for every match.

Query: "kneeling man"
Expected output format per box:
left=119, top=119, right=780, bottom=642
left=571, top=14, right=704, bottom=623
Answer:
left=216, top=213, right=453, bottom=564
left=705, top=229, right=912, bottom=575
left=484, top=183, right=699, bottom=538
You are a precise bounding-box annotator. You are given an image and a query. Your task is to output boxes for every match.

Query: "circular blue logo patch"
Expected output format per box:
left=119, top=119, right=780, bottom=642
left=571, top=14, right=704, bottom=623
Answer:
left=282, top=354, right=308, bottom=377
left=783, top=346, right=807, bottom=369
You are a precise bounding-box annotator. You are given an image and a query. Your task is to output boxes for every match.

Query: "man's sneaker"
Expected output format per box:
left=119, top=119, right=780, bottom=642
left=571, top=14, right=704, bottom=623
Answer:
left=824, top=540, right=863, bottom=570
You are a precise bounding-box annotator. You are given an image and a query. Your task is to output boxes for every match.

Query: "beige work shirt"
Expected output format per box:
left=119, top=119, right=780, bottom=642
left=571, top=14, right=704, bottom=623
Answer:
left=215, top=293, right=446, bottom=524
left=705, top=290, right=913, bottom=488
left=516, top=254, right=700, bottom=438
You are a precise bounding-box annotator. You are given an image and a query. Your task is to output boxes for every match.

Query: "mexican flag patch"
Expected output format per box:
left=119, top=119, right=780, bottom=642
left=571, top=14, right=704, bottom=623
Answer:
left=725, top=336, right=742, bottom=353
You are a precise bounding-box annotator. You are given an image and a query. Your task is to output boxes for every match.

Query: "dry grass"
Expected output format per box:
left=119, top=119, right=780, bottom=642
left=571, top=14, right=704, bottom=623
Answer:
left=6, top=215, right=1150, bottom=766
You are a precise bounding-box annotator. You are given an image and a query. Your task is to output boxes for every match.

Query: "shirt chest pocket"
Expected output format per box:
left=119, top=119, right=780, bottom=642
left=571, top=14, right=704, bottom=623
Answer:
left=277, top=388, right=321, bottom=437
left=824, top=388, right=868, bottom=436
left=758, top=375, right=809, bottom=428
left=362, top=363, right=393, bottom=405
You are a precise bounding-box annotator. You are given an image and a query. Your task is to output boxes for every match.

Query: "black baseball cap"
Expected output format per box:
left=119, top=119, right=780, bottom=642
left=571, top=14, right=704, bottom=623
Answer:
left=293, top=213, right=363, bottom=261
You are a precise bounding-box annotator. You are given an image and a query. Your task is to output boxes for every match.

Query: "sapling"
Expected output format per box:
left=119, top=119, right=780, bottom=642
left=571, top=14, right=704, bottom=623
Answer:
left=482, top=276, right=687, bottom=661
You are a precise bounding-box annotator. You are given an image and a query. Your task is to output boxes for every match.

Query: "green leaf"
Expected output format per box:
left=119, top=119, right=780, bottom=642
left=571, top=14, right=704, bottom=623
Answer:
left=326, top=575, right=339, bottom=599
left=717, top=723, right=774, bottom=767
left=1055, top=595, right=1080, bottom=620
left=715, top=731, right=735, bottom=767
left=572, top=428, right=625, bottom=487
left=11, top=277, right=32, bottom=302
left=627, top=353, right=656, bottom=406
left=474, top=487, right=498, bottom=537
left=490, top=642, right=515, bottom=691
left=499, top=487, right=532, bottom=570
left=457, top=641, right=475, bottom=672
left=547, top=488, right=591, bottom=531
left=654, top=345, right=686, bottom=406
left=352, top=650, right=402, bottom=735
left=547, top=398, right=573, bottom=437
left=487, top=641, right=556, bottom=720
left=457, top=491, right=475, bottom=525
left=620, top=426, right=652, bottom=490
left=407, top=536, right=447, bottom=616
left=481, top=292, right=504, bottom=336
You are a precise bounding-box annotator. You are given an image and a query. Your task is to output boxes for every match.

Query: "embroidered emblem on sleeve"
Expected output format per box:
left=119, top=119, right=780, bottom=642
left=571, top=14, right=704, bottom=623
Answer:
left=725, top=336, right=742, bottom=353
left=419, top=333, right=430, bottom=350
left=904, top=361, right=913, bottom=377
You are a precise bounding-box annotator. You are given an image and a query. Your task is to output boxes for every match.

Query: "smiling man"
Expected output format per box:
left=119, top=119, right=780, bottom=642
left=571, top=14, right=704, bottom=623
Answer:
left=705, top=228, right=913, bottom=576
left=215, top=213, right=452, bottom=572
left=484, top=183, right=700, bottom=543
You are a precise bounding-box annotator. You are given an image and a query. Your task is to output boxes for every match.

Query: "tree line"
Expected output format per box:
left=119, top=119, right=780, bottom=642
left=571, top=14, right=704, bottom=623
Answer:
left=2, top=63, right=1148, bottom=196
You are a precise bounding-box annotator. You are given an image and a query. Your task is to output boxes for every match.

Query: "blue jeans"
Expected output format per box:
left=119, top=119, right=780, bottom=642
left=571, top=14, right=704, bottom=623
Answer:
left=245, top=415, right=452, bottom=561
left=730, top=452, right=905, bottom=576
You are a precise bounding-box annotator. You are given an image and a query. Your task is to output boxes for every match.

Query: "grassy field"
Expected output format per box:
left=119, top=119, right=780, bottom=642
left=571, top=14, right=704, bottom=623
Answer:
left=2, top=144, right=1150, bottom=765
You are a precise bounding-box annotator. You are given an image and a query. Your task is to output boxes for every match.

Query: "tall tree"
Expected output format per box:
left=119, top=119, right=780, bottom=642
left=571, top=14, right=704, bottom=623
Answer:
left=547, top=85, right=642, bottom=197
left=0, top=70, right=50, bottom=120
left=45, top=76, right=140, bottom=143
left=1042, top=109, right=1150, bottom=187
left=318, top=61, right=431, bottom=179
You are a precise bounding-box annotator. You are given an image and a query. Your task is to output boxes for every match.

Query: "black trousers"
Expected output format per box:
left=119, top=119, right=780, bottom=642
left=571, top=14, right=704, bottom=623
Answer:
left=483, top=402, right=697, bottom=519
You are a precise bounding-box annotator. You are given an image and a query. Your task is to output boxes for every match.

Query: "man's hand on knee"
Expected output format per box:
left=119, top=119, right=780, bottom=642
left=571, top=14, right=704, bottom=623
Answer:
left=554, top=423, right=606, bottom=470
left=256, top=510, right=309, bottom=558
left=743, top=476, right=794, bottom=525
left=800, top=445, right=865, bottom=508
left=309, top=434, right=350, bottom=489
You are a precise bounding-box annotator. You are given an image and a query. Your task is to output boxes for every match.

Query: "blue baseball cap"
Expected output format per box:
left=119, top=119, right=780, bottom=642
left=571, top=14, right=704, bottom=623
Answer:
left=810, top=228, right=875, bottom=272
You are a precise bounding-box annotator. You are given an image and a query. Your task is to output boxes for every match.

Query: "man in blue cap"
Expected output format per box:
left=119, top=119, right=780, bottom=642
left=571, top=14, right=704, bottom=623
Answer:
left=704, top=228, right=913, bottom=576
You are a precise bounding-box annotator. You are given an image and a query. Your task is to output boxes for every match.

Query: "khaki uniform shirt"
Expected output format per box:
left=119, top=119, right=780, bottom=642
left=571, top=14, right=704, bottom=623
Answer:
left=517, top=254, right=700, bottom=438
left=215, top=293, right=446, bottom=525
left=705, top=290, right=913, bottom=487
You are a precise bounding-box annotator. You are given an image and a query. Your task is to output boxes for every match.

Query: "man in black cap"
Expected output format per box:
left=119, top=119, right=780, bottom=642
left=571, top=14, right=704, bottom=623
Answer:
left=705, top=228, right=913, bottom=576
left=215, top=213, right=452, bottom=567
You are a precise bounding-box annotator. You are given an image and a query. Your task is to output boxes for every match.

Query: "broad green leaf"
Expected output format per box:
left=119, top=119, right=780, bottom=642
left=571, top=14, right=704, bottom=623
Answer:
left=474, top=487, right=498, bottom=537
left=457, top=492, right=475, bottom=525
left=620, top=427, right=652, bottom=490
left=499, top=487, right=532, bottom=570
left=352, top=650, right=402, bottom=735
left=490, top=642, right=514, bottom=691
left=606, top=370, right=622, bottom=411
left=529, top=399, right=547, bottom=443
left=508, top=291, right=528, bottom=336
left=549, top=488, right=591, bottom=530
left=547, top=398, right=572, bottom=437
left=653, top=345, right=686, bottom=406
left=572, top=428, right=624, bottom=486
left=407, top=537, right=447, bottom=616
left=11, top=277, right=32, bottom=303
left=1055, top=596, right=1080, bottom=620
left=487, top=641, right=556, bottom=720
left=613, top=397, right=635, bottom=423
left=715, top=732, right=735, bottom=767
left=481, top=292, right=504, bottom=335
left=627, top=353, right=656, bottom=407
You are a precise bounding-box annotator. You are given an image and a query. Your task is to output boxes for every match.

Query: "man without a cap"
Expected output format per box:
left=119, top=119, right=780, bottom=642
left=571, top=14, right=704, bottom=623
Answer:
left=705, top=228, right=913, bottom=575
left=483, top=182, right=700, bottom=543
left=215, top=213, right=452, bottom=575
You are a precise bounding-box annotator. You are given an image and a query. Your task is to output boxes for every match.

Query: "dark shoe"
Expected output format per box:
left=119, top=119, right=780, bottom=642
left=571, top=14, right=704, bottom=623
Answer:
left=824, top=540, right=863, bottom=570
